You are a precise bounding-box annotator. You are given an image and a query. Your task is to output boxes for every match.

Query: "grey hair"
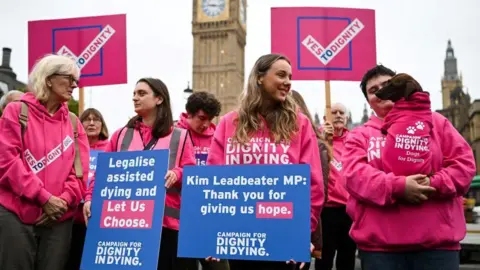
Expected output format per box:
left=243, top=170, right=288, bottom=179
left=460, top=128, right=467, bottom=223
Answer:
left=28, top=54, right=80, bottom=103
left=0, top=90, right=24, bottom=110
left=325, top=102, right=350, bottom=118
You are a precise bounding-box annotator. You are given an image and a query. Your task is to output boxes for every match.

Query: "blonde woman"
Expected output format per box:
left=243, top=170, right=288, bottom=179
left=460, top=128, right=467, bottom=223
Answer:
left=206, top=54, right=324, bottom=270
left=0, top=54, right=90, bottom=270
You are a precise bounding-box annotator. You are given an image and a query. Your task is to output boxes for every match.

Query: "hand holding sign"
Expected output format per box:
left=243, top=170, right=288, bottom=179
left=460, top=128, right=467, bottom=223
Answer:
left=81, top=150, right=169, bottom=270
left=83, top=201, right=92, bottom=226
left=164, top=170, right=178, bottom=188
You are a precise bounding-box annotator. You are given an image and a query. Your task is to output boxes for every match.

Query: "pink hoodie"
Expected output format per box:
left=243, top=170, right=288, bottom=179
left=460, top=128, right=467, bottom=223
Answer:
left=206, top=111, right=325, bottom=232
left=0, top=93, right=90, bottom=224
left=326, top=128, right=350, bottom=207
left=90, top=139, right=109, bottom=150
left=342, top=113, right=476, bottom=252
left=85, top=122, right=196, bottom=231
left=176, top=112, right=215, bottom=166
left=74, top=139, right=109, bottom=224
left=382, top=92, right=433, bottom=177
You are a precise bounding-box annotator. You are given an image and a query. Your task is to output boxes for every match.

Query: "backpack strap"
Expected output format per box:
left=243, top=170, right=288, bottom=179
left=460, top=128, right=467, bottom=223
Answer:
left=168, top=128, right=182, bottom=170
left=120, top=128, right=135, bottom=152
left=19, top=101, right=28, bottom=136
left=68, top=112, right=83, bottom=178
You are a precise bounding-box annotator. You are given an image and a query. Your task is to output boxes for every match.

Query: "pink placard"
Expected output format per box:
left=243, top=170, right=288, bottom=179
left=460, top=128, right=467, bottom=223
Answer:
left=28, top=14, right=127, bottom=87
left=271, top=7, right=377, bottom=81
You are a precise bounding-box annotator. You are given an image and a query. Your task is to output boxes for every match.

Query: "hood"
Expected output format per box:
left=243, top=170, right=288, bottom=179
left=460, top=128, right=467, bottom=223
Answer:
left=333, top=127, right=349, bottom=141
left=90, top=139, right=109, bottom=150
left=21, top=92, right=70, bottom=120
left=364, top=115, right=384, bottom=130
left=177, top=112, right=216, bottom=137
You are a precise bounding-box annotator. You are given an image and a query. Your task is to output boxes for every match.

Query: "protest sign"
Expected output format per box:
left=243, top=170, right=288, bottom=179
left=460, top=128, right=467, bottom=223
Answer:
left=271, top=7, right=376, bottom=81
left=81, top=150, right=169, bottom=269
left=178, top=164, right=311, bottom=262
left=88, top=149, right=102, bottom=188
left=28, top=14, right=127, bottom=87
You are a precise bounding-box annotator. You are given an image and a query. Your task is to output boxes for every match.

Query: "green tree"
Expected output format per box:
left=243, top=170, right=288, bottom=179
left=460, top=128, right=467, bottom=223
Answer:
left=68, top=97, right=79, bottom=116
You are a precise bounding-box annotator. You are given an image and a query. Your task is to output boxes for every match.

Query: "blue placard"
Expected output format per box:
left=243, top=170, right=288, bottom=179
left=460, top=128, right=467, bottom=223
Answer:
left=177, top=164, right=311, bottom=262
left=88, top=149, right=102, bottom=188
left=81, top=150, right=169, bottom=270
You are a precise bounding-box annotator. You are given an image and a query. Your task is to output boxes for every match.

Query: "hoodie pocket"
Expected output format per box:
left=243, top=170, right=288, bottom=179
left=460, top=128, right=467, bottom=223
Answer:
left=435, top=200, right=453, bottom=228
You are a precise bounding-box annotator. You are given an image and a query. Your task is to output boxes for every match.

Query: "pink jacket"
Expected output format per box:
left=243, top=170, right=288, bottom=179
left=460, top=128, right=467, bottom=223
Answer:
left=74, top=139, right=109, bottom=224
left=85, top=122, right=196, bottom=231
left=176, top=112, right=215, bottom=166
left=0, top=93, right=89, bottom=224
left=342, top=113, right=476, bottom=251
left=326, top=128, right=350, bottom=207
left=206, top=111, right=325, bottom=232
left=382, top=92, right=433, bottom=176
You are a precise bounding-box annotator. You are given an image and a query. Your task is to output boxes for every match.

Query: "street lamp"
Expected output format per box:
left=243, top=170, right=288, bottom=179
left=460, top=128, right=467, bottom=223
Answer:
left=183, top=81, right=193, bottom=101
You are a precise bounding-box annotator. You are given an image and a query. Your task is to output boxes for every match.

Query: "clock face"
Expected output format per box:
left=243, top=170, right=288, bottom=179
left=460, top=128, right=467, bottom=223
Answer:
left=239, top=0, right=246, bottom=25
left=202, top=0, right=226, bottom=17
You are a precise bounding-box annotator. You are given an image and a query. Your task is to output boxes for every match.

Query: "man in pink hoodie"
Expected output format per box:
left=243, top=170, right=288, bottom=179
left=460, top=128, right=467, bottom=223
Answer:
left=177, top=91, right=221, bottom=166
left=315, top=103, right=357, bottom=270
left=342, top=65, right=476, bottom=270
left=176, top=91, right=228, bottom=270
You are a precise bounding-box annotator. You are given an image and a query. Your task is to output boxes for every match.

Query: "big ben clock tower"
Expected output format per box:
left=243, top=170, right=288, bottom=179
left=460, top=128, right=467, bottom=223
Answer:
left=192, top=0, right=247, bottom=117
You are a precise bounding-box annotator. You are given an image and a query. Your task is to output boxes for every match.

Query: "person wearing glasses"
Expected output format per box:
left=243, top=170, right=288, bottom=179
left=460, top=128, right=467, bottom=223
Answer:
left=66, top=108, right=109, bottom=270
left=0, top=54, right=90, bottom=270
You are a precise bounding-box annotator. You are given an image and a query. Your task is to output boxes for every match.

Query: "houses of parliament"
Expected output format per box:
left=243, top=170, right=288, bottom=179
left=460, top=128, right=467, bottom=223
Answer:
left=436, top=40, right=480, bottom=175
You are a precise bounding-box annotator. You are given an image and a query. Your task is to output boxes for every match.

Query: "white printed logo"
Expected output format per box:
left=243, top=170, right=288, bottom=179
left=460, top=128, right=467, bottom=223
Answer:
left=406, top=126, right=416, bottom=135
left=57, top=25, right=116, bottom=70
left=367, top=136, right=385, bottom=162
left=301, top=18, right=365, bottom=65
left=330, top=158, right=343, bottom=171
left=24, top=136, right=74, bottom=174
left=415, top=121, right=425, bottom=130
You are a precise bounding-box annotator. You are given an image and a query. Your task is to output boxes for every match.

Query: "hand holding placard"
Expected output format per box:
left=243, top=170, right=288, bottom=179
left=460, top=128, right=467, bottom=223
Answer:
left=81, top=150, right=168, bottom=270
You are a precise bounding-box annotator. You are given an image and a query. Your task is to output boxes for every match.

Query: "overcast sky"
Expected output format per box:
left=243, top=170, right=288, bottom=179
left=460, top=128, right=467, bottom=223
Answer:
left=0, top=0, right=478, bottom=134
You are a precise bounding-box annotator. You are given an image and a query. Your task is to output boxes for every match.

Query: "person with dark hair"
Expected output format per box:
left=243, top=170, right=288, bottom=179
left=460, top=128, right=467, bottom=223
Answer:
left=176, top=91, right=227, bottom=270
left=83, top=78, right=196, bottom=270
left=342, top=65, right=475, bottom=270
left=177, top=91, right=221, bottom=166
left=66, top=108, right=110, bottom=270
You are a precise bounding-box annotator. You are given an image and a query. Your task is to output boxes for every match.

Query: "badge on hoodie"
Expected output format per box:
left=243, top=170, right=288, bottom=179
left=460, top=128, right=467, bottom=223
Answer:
left=330, top=158, right=343, bottom=171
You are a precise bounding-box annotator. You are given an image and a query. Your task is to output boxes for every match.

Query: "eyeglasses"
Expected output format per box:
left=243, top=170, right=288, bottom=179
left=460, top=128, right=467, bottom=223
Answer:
left=52, top=73, right=79, bottom=85
left=82, top=117, right=101, bottom=124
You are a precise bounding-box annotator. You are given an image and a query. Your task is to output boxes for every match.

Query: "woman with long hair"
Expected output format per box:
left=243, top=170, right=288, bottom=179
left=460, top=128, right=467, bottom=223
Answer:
left=66, top=108, right=109, bottom=270
left=206, top=54, right=324, bottom=270
left=0, top=54, right=90, bottom=270
left=83, top=78, right=196, bottom=270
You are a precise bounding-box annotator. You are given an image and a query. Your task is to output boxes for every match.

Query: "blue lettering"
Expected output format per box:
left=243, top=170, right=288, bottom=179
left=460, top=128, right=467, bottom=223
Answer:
left=326, top=50, right=333, bottom=57
left=78, top=58, right=85, bottom=64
